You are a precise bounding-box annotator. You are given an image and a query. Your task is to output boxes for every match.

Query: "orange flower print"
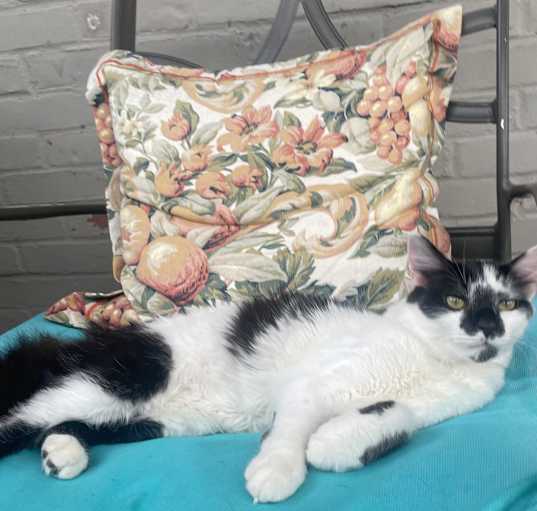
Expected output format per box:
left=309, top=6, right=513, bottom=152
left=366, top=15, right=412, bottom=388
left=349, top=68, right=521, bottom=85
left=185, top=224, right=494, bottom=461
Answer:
left=161, top=112, right=190, bottom=141
left=183, top=144, right=211, bottom=173
left=272, top=117, right=345, bottom=176
left=217, top=105, right=278, bottom=152
left=195, top=171, right=232, bottom=199
left=231, top=165, right=263, bottom=191
left=155, top=162, right=192, bottom=197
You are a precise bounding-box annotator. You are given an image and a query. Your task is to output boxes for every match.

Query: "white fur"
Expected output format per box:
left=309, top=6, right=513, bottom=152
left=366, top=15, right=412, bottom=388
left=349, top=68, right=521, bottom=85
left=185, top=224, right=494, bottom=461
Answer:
left=6, top=374, right=137, bottom=429
left=6, top=294, right=530, bottom=502
left=473, top=264, right=509, bottom=296
left=41, top=434, right=89, bottom=479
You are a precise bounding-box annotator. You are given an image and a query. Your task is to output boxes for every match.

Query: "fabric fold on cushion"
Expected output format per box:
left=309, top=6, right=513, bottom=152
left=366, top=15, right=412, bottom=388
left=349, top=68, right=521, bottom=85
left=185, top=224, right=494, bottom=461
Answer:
left=47, top=5, right=462, bottom=328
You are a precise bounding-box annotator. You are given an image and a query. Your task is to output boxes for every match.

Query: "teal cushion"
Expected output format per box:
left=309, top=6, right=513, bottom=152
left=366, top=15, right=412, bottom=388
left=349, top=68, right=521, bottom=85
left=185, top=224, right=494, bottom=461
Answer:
left=2, top=311, right=537, bottom=511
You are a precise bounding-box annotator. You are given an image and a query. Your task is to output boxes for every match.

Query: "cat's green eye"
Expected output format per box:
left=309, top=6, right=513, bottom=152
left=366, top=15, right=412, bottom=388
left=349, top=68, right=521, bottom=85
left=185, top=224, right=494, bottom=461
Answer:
left=446, top=296, right=465, bottom=310
left=499, top=299, right=518, bottom=311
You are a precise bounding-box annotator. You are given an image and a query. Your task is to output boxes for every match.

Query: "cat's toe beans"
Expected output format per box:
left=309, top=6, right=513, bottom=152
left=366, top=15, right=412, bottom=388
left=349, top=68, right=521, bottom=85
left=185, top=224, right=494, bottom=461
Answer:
left=245, top=449, right=306, bottom=503
left=41, top=434, right=89, bottom=480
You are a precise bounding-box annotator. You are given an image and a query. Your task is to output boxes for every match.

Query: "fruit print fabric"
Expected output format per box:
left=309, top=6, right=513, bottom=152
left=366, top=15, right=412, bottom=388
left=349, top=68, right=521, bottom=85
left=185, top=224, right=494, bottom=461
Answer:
left=46, top=5, right=461, bottom=328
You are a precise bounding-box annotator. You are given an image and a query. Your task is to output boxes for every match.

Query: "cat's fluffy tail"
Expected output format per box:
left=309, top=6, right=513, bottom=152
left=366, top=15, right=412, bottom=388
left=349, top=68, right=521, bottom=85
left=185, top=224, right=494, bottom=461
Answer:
left=0, top=334, right=68, bottom=420
left=0, top=334, right=69, bottom=457
left=0, top=325, right=172, bottom=458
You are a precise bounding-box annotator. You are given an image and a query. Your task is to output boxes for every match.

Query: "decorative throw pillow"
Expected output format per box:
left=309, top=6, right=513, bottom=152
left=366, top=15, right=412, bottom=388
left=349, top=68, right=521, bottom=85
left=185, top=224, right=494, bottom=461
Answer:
left=48, top=5, right=461, bottom=327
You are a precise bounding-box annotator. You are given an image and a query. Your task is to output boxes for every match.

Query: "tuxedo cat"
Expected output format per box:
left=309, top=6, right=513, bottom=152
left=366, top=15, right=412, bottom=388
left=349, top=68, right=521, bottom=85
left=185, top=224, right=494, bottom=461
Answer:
left=1, top=236, right=536, bottom=503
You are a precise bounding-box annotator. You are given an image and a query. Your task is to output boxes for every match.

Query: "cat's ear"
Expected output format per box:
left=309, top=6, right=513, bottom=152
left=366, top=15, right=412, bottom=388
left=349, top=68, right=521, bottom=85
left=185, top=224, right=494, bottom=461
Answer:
left=407, top=235, right=450, bottom=286
left=509, top=245, right=537, bottom=297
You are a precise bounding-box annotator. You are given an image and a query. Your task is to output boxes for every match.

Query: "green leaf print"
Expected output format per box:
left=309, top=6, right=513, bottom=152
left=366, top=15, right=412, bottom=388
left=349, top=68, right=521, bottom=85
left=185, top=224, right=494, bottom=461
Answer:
left=174, top=99, right=200, bottom=134
left=191, top=121, right=223, bottom=146
left=152, top=139, right=181, bottom=164
left=274, top=97, right=312, bottom=109
left=366, top=268, right=405, bottom=308
left=208, top=153, right=238, bottom=170
left=209, top=253, right=287, bottom=283
left=273, top=248, right=315, bottom=291
left=323, top=157, right=357, bottom=175
left=282, top=111, right=301, bottom=128
left=350, top=174, right=386, bottom=193
left=350, top=226, right=393, bottom=258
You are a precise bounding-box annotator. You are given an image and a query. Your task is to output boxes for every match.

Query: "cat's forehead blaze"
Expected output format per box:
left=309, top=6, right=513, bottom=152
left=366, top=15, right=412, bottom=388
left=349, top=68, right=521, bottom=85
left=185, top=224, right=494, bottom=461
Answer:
left=467, top=264, right=511, bottom=300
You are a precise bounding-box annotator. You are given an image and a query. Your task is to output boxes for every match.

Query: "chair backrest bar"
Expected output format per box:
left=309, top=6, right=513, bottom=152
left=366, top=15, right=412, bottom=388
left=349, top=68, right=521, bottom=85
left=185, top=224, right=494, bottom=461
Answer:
left=111, top=0, right=136, bottom=52
left=495, top=0, right=511, bottom=262
left=253, top=0, right=301, bottom=64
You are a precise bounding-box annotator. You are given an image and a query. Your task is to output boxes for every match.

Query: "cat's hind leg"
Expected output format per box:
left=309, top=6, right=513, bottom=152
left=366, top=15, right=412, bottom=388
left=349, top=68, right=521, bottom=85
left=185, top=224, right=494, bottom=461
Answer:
left=39, top=419, right=163, bottom=479
left=306, top=400, right=417, bottom=472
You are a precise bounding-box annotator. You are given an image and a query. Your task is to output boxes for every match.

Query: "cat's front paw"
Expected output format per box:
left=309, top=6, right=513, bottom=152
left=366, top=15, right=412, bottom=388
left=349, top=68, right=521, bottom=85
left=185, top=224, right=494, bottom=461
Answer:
left=245, top=447, right=306, bottom=503
left=41, top=434, right=89, bottom=480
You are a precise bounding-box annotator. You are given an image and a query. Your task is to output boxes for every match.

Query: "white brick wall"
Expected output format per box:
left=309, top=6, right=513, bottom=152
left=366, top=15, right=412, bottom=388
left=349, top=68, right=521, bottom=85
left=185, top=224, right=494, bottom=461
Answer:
left=0, top=0, right=536, bottom=332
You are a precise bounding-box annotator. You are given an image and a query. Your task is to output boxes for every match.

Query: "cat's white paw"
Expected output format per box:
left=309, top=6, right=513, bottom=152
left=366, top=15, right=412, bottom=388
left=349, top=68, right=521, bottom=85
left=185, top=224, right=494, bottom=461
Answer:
left=41, top=434, right=89, bottom=480
left=245, top=447, right=306, bottom=503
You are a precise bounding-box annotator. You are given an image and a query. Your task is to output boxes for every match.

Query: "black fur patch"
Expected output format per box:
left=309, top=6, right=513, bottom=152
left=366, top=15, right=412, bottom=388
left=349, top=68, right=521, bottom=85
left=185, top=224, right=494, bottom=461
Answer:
left=359, top=401, right=395, bottom=415
left=45, top=459, right=59, bottom=476
left=460, top=301, right=505, bottom=340
left=225, top=293, right=333, bottom=356
left=498, top=260, right=534, bottom=318
left=499, top=256, right=537, bottom=311
left=78, top=325, right=173, bottom=402
left=0, top=422, right=39, bottom=458
left=0, top=335, right=73, bottom=419
left=38, top=419, right=163, bottom=449
left=407, top=261, right=485, bottom=319
left=475, top=344, right=498, bottom=363
left=359, top=431, right=409, bottom=466
left=0, top=324, right=172, bottom=420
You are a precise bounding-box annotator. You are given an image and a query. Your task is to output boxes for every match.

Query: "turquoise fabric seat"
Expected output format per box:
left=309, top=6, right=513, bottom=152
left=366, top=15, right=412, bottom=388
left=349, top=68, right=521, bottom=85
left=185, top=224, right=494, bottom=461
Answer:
left=2, top=311, right=537, bottom=511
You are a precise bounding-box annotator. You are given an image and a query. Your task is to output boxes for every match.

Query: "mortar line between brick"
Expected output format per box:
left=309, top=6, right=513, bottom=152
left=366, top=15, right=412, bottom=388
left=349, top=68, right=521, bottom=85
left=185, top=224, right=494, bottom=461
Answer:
left=1, top=239, right=110, bottom=248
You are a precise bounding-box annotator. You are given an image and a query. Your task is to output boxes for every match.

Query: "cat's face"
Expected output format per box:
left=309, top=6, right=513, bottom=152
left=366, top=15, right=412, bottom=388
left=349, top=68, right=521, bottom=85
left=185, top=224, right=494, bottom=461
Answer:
left=407, top=237, right=537, bottom=364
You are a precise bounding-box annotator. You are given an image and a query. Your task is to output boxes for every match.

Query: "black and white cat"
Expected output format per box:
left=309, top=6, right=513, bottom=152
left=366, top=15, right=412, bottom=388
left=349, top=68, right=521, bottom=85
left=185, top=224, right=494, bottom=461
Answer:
left=1, top=236, right=536, bottom=503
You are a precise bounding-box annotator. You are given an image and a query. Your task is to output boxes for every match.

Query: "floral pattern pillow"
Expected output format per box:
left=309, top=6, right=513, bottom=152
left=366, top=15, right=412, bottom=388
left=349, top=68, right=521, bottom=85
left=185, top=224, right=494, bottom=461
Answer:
left=47, top=5, right=461, bottom=328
